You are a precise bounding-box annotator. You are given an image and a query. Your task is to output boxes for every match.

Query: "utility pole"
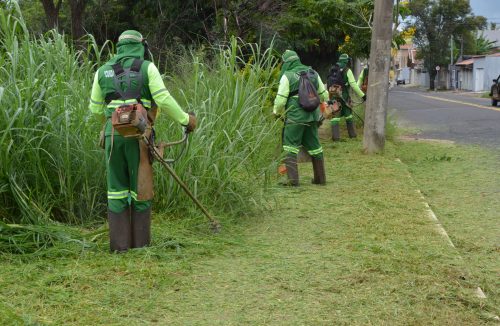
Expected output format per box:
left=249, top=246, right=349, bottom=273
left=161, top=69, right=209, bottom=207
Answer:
left=450, top=36, right=454, bottom=89
left=363, top=0, right=394, bottom=153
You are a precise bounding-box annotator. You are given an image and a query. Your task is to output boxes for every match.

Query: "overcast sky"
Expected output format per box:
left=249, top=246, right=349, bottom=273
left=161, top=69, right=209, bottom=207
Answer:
left=469, top=0, right=500, bottom=24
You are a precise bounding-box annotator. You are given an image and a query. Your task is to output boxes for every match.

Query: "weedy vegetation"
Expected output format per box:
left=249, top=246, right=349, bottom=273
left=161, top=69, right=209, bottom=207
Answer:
left=0, top=5, right=498, bottom=325
left=0, top=5, right=280, bottom=252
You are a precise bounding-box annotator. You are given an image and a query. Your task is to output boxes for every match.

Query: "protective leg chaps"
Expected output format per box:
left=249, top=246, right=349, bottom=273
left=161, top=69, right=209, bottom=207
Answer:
left=284, top=154, right=299, bottom=186
left=331, top=124, right=341, bottom=142
left=108, top=208, right=131, bottom=253
left=311, top=157, right=326, bottom=185
left=131, top=207, right=151, bottom=248
left=346, top=120, right=357, bottom=138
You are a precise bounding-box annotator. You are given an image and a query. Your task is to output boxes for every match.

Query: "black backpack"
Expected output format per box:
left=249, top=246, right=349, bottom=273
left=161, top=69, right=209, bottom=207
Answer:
left=327, top=64, right=346, bottom=98
left=327, top=64, right=345, bottom=89
left=297, top=70, right=320, bottom=112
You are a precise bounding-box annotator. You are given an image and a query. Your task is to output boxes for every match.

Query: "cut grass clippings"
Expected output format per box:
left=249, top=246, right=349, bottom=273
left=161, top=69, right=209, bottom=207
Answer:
left=1, top=138, right=498, bottom=325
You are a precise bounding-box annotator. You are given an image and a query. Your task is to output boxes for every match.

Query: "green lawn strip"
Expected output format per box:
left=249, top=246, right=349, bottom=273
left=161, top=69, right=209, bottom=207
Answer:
left=396, top=141, right=500, bottom=316
left=0, top=140, right=492, bottom=325
left=159, top=141, right=484, bottom=325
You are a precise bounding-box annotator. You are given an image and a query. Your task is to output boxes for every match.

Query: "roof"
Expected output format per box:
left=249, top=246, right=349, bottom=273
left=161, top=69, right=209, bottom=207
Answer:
left=457, top=53, right=500, bottom=65
left=455, top=58, right=474, bottom=66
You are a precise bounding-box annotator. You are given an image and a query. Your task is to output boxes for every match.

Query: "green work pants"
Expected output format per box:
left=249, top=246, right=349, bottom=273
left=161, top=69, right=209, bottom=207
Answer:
left=105, top=135, right=151, bottom=213
left=330, top=98, right=353, bottom=125
left=283, top=122, right=323, bottom=159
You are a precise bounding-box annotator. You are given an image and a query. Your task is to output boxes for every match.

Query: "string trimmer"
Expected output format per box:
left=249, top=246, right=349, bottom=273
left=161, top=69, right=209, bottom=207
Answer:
left=142, top=126, right=221, bottom=233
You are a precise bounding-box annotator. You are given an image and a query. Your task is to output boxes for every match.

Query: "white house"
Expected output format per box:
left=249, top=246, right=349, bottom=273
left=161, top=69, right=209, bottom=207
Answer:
left=455, top=53, right=500, bottom=91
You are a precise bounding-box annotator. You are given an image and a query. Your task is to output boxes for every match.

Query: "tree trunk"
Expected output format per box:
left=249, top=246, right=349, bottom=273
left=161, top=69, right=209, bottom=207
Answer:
left=429, top=70, right=436, bottom=90
left=40, top=0, right=62, bottom=30
left=363, top=0, right=394, bottom=154
left=70, top=0, right=88, bottom=41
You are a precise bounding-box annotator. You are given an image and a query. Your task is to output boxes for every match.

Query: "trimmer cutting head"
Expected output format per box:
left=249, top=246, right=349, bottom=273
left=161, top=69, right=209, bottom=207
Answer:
left=210, top=220, right=222, bottom=234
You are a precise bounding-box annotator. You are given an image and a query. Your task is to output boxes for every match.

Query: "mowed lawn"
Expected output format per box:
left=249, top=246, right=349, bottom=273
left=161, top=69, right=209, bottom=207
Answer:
left=1, top=137, right=498, bottom=325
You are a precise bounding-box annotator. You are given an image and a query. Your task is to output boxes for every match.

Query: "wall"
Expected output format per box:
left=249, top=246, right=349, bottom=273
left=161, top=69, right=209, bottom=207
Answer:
left=457, top=68, right=473, bottom=91
left=416, top=70, right=430, bottom=88
left=483, top=56, right=500, bottom=91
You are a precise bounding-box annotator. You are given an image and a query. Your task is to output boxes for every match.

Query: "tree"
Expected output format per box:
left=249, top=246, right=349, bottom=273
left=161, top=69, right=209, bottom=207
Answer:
left=36, top=0, right=89, bottom=41
left=39, top=0, right=62, bottom=30
left=408, top=0, right=486, bottom=90
left=474, top=34, right=496, bottom=55
left=69, top=0, right=88, bottom=41
left=363, top=0, right=393, bottom=153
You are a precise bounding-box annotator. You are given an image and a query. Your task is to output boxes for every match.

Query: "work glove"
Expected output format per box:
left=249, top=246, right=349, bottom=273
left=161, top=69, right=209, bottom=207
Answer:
left=362, top=94, right=367, bottom=102
left=185, top=112, right=197, bottom=133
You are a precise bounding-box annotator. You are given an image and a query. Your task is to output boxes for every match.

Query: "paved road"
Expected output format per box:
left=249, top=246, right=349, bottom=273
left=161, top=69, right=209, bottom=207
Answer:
left=388, top=87, right=500, bottom=148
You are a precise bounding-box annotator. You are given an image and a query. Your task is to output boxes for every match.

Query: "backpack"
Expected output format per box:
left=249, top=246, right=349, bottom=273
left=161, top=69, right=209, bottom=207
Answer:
left=327, top=64, right=345, bottom=98
left=297, top=70, right=320, bottom=112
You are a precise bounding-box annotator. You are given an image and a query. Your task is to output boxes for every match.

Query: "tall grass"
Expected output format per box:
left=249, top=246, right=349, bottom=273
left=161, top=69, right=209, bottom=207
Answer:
left=0, top=5, right=280, bottom=235
left=154, top=38, right=281, bottom=217
left=0, top=4, right=107, bottom=226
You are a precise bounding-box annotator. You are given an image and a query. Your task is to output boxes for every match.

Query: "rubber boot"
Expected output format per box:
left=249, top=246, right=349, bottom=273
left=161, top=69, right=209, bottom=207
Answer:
left=311, top=157, right=326, bottom=185
left=131, top=207, right=151, bottom=248
left=346, top=120, right=357, bottom=138
left=284, top=154, right=299, bottom=186
left=331, top=124, right=341, bottom=142
left=108, top=208, right=131, bottom=253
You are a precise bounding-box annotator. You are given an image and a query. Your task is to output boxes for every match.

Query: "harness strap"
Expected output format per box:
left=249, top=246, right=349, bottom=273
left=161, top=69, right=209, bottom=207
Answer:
left=111, top=63, right=125, bottom=76
left=130, top=59, right=143, bottom=72
left=105, top=59, right=145, bottom=104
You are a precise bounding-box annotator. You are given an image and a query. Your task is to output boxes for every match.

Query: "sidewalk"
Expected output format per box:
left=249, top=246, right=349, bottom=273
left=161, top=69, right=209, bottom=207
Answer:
left=396, top=83, right=489, bottom=98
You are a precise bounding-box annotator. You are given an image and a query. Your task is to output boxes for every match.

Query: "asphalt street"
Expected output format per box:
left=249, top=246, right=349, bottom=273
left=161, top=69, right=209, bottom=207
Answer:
left=388, top=87, right=500, bottom=149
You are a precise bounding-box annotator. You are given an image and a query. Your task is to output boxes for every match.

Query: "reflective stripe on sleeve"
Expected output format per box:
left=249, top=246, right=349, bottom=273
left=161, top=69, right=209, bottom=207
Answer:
left=151, top=88, right=167, bottom=96
left=91, top=98, right=105, bottom=105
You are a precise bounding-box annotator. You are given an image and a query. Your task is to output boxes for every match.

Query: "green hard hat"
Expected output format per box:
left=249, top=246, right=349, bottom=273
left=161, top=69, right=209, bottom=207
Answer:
left=118, top=30, right=144, bottom=44
left=282, top=50, right=300, bottom=63
left=338, top=53, right=349, bottom=64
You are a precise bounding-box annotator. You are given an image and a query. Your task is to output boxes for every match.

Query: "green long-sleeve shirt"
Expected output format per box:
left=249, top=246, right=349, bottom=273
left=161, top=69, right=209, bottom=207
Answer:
left=357, top=67, right=368, bottom=88
left=345, top=68, right=365, bottom=98
left=88, top=62, right=189, bottom=126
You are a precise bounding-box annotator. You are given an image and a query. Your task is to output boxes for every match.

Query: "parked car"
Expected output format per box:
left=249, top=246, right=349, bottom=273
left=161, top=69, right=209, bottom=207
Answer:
left=396, top=77, right=406, bottom=85
left=490, top=74, right=500, bottom=107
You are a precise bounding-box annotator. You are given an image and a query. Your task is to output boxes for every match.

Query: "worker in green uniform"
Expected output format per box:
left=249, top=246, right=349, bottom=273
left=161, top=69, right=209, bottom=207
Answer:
left=273, top=50, right=329, bottom=186
left=328, top=53, right=366, bottom=141
left=88, top=30, right=196, bottom=252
